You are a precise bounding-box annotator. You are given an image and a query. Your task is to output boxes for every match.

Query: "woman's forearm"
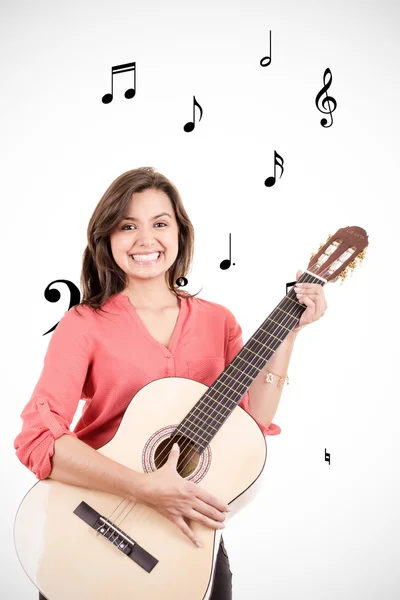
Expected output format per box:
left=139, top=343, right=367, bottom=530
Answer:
left=248, top=330, right=298, bottom=427
left=49, top=433, right=145, bottom=502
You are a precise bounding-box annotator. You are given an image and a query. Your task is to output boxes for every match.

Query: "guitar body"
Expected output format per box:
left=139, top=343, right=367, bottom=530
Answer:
left=14, top=376, right=267, bottom=600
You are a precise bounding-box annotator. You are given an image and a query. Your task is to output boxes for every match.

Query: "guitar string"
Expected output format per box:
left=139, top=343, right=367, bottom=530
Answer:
left=98, top=271, right=323, bottom=543
left=98, top=271, right=318, bottom=542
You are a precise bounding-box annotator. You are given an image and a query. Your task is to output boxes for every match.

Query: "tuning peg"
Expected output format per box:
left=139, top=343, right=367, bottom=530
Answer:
left=310, top=251, right=316, bottom=261
left=326, top=233, right=332, bottom=241
left=357, top=249, right=367, bottom=264
left=338, top=266, right=350, bottom=284
left=348, top=258, right=357, bottom=272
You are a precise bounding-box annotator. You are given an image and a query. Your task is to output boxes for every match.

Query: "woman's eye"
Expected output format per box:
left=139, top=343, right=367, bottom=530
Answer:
left=122, top=222, right=167, bottom=230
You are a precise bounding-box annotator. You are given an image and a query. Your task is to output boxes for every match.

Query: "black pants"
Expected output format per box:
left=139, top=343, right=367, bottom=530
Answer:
left=38, top=536, right=232, bottom=600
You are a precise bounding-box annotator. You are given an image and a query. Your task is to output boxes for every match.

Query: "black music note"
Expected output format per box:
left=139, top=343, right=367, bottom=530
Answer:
left=315, top=68, right=337, bottom=128
left=260, top=30, right=272, bottom=67
left=265, top=150, right=284, bottom=187
left=325, top=448, right=331, bottom=465
left=286, top=281, right=297, bottom=294
left=220, top=233, right=235, bottom=270
left=102, top=61, right=136, bottom=104
left=184, top=96, right=203, bottom=132
left=176, top=277, right=188, bottom=287
left=43, top=280, right=81, bottom=336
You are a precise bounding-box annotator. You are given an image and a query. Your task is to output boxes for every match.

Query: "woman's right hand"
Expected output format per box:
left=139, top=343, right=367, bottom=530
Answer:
left=136, top=442, right=231, bottom=548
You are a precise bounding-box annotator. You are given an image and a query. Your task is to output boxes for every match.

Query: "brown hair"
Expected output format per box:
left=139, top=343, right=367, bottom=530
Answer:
left=73, top=167, right=202, bottom=316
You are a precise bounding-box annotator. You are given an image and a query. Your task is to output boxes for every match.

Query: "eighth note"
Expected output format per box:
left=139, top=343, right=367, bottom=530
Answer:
left=102, top=61, right=136, bottom=104
left=260, top=30, right=272, bottom=67
left=315, top=67, right=337, bottom=128
left=286, top=281, right=297, bottom=294
left=184, top=96, right=203, bottom=132
left=265, top=150, right=284, bottom=187
left=325, top=448, right=331, bottom=465
left=220, top=233, right=235, bottom=270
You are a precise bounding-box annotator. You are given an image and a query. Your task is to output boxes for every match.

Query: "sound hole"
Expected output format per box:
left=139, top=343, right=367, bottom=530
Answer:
left=154, top=436, right=200, bottom=478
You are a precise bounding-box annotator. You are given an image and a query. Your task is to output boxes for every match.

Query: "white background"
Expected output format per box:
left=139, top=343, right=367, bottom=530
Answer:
left=1, top=0, right=399, bottom=598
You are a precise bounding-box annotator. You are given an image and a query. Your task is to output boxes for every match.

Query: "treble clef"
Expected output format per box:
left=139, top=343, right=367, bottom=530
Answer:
left=315, top=68, right=337, bottom=128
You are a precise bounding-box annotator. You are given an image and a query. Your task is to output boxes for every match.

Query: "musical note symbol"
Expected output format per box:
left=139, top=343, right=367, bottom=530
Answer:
left=102, top=61, right=136, bottom=104
left=325, top=448, right=331, bottom=465
left=315, top=68, right=337, bottom=128
left=220, top=233, right=235, bottom=270
left=260, top=30, right=272, bottom=67
left=184, top=96, right=203, bottom=132
left=265, top=150, right=284, bottom=187
left=43, top=280, right=81, bottom=335
left=286, top=281, right=297, bottom=294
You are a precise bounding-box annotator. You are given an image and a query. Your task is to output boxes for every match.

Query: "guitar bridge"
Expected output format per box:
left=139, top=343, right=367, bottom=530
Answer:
left=73, top=501, right=158, bottom=573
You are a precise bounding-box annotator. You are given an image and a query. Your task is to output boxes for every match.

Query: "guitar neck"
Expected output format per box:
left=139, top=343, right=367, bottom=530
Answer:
left=175, top=271, right=327, bottom=452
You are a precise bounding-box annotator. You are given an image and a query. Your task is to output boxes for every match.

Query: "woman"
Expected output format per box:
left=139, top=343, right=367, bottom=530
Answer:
left=14, top=167, right=327, bottom=600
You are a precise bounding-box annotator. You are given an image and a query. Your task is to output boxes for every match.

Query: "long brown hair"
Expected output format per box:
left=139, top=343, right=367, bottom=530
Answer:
left=73, top=167, right=202, bottom=316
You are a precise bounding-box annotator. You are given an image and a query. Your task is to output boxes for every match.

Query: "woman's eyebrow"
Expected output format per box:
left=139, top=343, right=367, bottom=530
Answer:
left=121, top=212, right=172, bottom=221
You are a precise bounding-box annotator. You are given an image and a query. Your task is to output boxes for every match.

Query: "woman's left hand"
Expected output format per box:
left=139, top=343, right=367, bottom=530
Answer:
left=291, top=269, right=328, bottom=334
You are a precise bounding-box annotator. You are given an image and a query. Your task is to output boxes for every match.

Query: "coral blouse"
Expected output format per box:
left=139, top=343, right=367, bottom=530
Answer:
left=14, top=292, right=281, bottom=480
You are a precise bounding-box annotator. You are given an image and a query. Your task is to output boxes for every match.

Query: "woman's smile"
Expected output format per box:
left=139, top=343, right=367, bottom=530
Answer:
left=129, top=251, right=164, bottom=265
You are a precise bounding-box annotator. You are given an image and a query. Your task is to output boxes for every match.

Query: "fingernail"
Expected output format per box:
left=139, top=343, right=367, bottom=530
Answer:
left=195, top=540, right=202, bottom=548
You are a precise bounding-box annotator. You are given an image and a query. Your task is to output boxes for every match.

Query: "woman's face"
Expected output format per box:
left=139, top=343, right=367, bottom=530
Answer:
left=110, top=188, right=180, bottom=286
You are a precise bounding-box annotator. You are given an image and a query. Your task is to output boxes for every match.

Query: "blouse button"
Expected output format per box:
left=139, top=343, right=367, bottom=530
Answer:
left=38, top=399, right=44, bottom=405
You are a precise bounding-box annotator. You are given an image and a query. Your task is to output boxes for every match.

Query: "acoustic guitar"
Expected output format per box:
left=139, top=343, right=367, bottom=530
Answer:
left=14, top=226, right=368, bottom=600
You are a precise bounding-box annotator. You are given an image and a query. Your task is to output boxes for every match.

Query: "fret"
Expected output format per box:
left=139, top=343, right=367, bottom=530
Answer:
left=184, top=392, right=236, bottom=428
left=274, top=306, right=299, bottom=320
left=178, top=423, right=213, bottom=445
left=224, top=361, right=257, bottom=383
left=261, top=330, right=285, bottom=343
left=266, top=317, right=293, bottom=331
left=246, top=346, right=275, bottom=362
left=175, top=274, right=324, bottom=451
left=285, top=295, right=301, bottom=306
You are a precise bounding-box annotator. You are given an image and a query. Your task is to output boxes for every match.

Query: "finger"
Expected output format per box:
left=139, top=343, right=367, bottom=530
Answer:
left=177, top=516, right=203, bottom=548
left=296, top=290, right=320, bottom=297
left=187, top=507, right=226, bottom=531
left=295, top=284, right=320, bottom=291
left=197, top=488, right=230, bottom=514
left=193, top=497, right=228, bottom=523
left=168, top=442, right=180, bottom=468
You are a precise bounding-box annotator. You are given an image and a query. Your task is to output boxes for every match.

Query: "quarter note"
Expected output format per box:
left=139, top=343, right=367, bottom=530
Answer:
left=315, top=68, right=337, bottom=128
left=260, top=30, right=272, bottom=67
left=264, top=150, right=284, bottom=187
left=102, top=61, right=136, bottom=104
left=184, top=96, right=203, bottom=132
left=220, top=233, right=234, bottom=270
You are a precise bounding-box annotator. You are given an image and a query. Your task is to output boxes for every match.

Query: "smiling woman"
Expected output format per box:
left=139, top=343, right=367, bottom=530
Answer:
left=78, top=166, right=204, bottom=312
left=15, top=167, right=282, bottom=600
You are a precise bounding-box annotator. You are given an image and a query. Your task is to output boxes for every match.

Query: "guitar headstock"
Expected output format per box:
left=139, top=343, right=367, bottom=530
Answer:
left=307, top=226, right=368, bottom=283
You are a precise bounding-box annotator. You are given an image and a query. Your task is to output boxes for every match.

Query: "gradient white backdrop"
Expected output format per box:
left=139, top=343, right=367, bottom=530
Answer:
left=1, top=0, right=399, bottom=598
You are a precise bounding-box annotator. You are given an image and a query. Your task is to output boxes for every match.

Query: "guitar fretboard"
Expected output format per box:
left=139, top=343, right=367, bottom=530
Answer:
left=174, top=272, right=326, bottom=451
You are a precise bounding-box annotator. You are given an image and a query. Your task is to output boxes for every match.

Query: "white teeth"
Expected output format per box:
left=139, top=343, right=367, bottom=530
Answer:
left=130, top=252, right=160, bottom=262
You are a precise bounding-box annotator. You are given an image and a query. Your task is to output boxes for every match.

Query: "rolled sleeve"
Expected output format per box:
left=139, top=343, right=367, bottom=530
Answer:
left=224, top=308, right=281, bottom=437
left=14, top=307, right=92, bottom=480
